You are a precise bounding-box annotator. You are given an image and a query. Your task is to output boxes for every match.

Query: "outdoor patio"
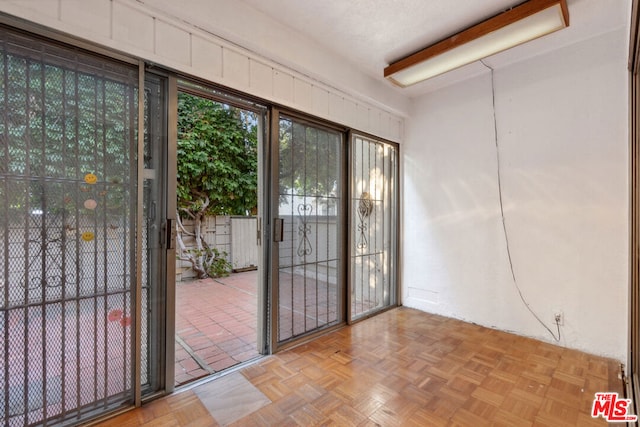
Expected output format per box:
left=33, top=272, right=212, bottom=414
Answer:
left=175, top=270, right=259, bottom=386
left=174, top=268, right=381, bottom=386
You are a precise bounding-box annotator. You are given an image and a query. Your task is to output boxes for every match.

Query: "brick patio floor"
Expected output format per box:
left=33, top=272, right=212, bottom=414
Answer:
left=174, top=269, right=380, bottom=386
left=175, top=270, right=259, bottom=386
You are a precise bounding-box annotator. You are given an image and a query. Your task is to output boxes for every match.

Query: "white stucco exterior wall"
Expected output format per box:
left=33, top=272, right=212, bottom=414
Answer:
left=403, top=28, right=629, bottom=361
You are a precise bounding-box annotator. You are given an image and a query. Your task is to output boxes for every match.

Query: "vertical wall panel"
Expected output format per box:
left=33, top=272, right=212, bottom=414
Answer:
left=328, top=93, right=345, bottom=122
left=390, top=118, right=402, bottom=142
left=155, top=20, right=191, bottom=66
left=274, top=71, right=294, bottom=103
left=343, top=99, right=358, bottom=129
left=368, top=110, right=381, bottom=137
left=222, top=47, right=250, bottom=90
left=112, top=2, right=154, bottom=52
left=311, top=86, right=329, bottom=118
left=191, top=36, right=223, bottom=79
left=356, top=104, right=369, bottom=131
left=366, top=110, right=376, bottom=136
left=293, top=78, right=313, bottom=111
left=8, top=0, right=59, bottom=19
left=60, top=0, right=111, bottom=38
left=249, top=59, right=273, bottom=98
left=378, top=112, right=391, bottom=140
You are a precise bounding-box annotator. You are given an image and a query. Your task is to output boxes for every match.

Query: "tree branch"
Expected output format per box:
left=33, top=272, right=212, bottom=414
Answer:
left=179, top=207, right=196, bottom=220
left=176, top=213, right=195, bottom=236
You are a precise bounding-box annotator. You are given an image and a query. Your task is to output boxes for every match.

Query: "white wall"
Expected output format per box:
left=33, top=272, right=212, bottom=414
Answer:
left=0, top=0, right=404, bottom=142
left=403, top=28, right=629, bottom=361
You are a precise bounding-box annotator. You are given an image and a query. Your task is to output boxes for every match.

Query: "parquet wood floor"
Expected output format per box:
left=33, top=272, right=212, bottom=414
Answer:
left=95, top=307, right=626, bottom=426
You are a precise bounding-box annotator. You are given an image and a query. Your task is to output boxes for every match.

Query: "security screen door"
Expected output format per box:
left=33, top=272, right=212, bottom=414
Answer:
left=0, top=27, right=167, bottom=425
left=273, top=113, right=345, bottom=346
left=350, top=133, right=398, bottom=321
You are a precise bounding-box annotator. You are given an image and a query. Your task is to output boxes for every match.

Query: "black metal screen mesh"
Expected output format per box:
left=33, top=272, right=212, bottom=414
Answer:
left=0, top=28, right=138, bottom=426
left=350, top=135, right=398, bottom=320
left=277, top=118, right=342, bottom=343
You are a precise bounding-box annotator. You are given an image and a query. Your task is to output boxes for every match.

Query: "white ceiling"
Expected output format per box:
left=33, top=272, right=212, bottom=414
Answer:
left=238, top=0, right=629, bottom=96
left=239, top=0, right=520, bottom=81
left=141, top=0, right=629, bottom=99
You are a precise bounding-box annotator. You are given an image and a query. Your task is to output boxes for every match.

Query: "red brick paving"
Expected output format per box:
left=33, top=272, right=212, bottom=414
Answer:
left=174, top=269, right=379, bottom=386
left=175, top=270, right=259, bottom=386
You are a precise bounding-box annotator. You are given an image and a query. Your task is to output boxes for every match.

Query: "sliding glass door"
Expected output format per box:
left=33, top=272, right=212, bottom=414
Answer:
left=272, top=113, right=345, bottom=347
left=349, top=134, right=398, bottom=321
left=173, top=80, right=267, bottom=385
left=0, top=27, right=169, bottom=425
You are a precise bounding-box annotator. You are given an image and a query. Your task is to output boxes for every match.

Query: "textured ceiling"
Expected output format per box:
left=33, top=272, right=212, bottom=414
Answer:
left=239, top=0, right=519, bottom=80
left=238, top=0, right=628, bottom=96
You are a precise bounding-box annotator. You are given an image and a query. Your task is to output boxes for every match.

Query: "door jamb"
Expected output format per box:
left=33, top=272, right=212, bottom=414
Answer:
left=164, top=75, right=178, bottom=394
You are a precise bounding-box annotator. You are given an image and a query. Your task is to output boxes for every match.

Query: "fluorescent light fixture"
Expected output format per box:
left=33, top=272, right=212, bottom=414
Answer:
left=384, top=0, right=569, bottom=87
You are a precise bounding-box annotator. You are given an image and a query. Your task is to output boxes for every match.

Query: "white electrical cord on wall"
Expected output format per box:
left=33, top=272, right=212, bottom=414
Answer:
left=480, top=59, right=561, bottom=342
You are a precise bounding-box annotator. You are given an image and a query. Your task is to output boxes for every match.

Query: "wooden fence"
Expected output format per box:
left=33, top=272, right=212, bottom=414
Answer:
left=176, top=216, right=258, bottom=281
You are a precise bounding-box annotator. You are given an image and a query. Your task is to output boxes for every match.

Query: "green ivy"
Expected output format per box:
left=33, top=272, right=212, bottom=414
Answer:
left=177, top=93, right=258, bottom=216
left=206, top=248, right=232, bottom=278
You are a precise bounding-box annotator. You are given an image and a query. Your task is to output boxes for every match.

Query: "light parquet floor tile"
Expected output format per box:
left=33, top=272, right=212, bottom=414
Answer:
left=96, top=307, right=625, bottom=426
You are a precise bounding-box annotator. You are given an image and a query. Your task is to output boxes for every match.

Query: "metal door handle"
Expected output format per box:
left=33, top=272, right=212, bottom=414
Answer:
left=166, top=219, right=176, bottom=249
left=257, top=217, right=262, bottom=246
left=274, top=218, right=284, bottom=242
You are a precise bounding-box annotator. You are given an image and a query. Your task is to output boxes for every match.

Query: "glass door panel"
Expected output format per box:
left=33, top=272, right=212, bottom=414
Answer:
left=0, top=27, right=170, bottom=425
left=350, top=134, right=398, bottom=320
left=275, top=115, right=344, bottom=345
left=0, top=27, right=139, bottom=425
left=173, top=81, right=266, bottom=385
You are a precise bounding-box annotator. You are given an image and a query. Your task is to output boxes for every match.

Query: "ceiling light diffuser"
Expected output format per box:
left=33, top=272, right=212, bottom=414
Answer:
left=384, top=0, right=569, bottom=87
